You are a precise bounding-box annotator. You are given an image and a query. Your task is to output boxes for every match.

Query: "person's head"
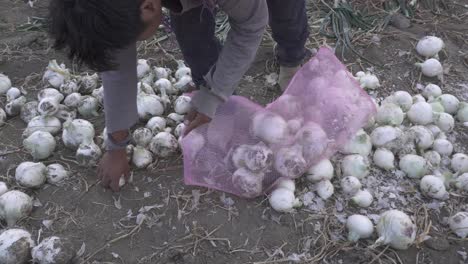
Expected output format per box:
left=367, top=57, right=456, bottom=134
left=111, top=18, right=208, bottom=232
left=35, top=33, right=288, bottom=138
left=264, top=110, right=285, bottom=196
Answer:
left=49, top=0, right=162, bottom=71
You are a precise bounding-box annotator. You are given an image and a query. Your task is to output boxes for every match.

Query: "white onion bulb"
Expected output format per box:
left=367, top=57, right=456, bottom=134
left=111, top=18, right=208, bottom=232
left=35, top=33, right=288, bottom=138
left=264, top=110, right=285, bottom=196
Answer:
left=146, top=116, right=166, bottom=134
left=275, top=178, right=295, bottom=192
left=154, top=78, right=174, bottom=95
left=15, top=161, right=47, bottom=188
left=0, top=73, right=12, bottom=94
left=37, top=88, right=64, bottom=103
left=274, top=145, right=307, bottom=179
left=457, top=102, right=468, bottom=123
left=59, top=80, right=79, bottom=95
left=174, top=95, right=191, bottom=115
left=422, top=84, right=442, bottom=99
left=91, top=86, right=104, bottom=104
left=390, top=91, right=413, bottom=112
left=251, top=111, right=289, bottom=145
left=5, top=96, right=26, bottom=116
left=173, top=75, right=193, bottom=92
left=0, top=228, right=35, bottom=263
left=137, top=94, right=164, bottom=120
left=269, top=187, right=299, bottom=212
left=407, top=102, right=433, bottom=125
left=154, top=67, right=169, bottom=79
left=455, top=173, right=468, bottom=192
left=6, top=87, right=21, bottom=102
left=0, top=108, right=6, bottom=126
left=46, top=163, right=69, bottom=185
left=408, top=126, right=434, bottom=150
left=423, top=151, right=441, bottom=167
left=451, top=153, right=468, bottom=173
left=416, top=36, right=444, bottom=57
left=359, top=73, right=380, bottom=90
left=373, top=148, right=395, bottom=170
left=420, top=175, right=448, bottom=200
left=43, top=60, right=70, bottom=88
left=315, top=180, right=334, bottom=200
left=432, top=138, right=453, bottom=156
left=341, top=154, right=369, bottom=179
left=79, top=73, right=99, bottom=94
left=0, top=182, right=7, bottom=196
left=232, top=167, right=264, bottom=198
left=175, top=123, right=186, bottom=138
left=166, top=113, right=185, bottom=127
left=38, top=97, right=60, bottom=116
left=340, top=176, right=361, bottom=195
left=23, top=131, right=56, bottom=160
left=433, top=112, right=454, bottom=132
left=32, top=236, right=75, bottom=264
left=20, top=101, right=39, bottom=123
left=62, top=119, right=95, bottom=150
left=341, top=129, right=372, bottom=156
left=351, top=189, right=373, bottom=207
left=77, top=95, right=99, bottom=117
left=449, top=212, right=468, bottom=238
left=63, top=93, right=82, bottom=109
left=23, top=116, right=61, bottom=137
left=399, top=154, right=428, bottom=178
left=306, top=159, right=334, bottom=182
left=370, top=126, right=403, bottom=148
left=413, top=94, right=426, bottom=104
left=429, top=101, right=445, bottom=113
left=137, top=82, right=154, bottom=95
left=347, top=215, right=374, bottom=242
left=137, top=59, right=151, bottom=78
left=132, top=146, right=153, bottom=169
left=416, top=58, right=443, bottom=77
left=76, top=140, right=102, bottom=166
left=375, top=210, right=416, bottom=250
left=149, top=132, right=178, bottom=157
left=436, top=94, right=460, bottom=114
left=376, top=103, right=404, bottom=126
left=132, top=127, right=153, bottom=147
left=295, top=122, right=328, bottom=162
left=175, top=60, right=191, bottom=79
left=0, top=191, right=33, bottom=227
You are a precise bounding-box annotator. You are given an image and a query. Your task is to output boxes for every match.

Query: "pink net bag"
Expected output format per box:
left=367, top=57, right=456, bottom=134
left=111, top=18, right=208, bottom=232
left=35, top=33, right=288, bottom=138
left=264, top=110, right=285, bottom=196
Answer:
left=181, top=48, right=376, bottom=198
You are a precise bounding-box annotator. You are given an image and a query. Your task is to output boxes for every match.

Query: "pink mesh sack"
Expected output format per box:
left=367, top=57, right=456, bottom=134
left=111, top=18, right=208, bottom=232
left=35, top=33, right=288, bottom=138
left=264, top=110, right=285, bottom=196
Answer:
left=181, top=48, right=376, bottom=198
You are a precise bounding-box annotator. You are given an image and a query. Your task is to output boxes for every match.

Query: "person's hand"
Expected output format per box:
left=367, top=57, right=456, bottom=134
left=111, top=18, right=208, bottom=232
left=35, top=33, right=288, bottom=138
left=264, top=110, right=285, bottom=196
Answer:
left=97, top=149, right=130, bottom=192
left=184, top=109, right=211, bottom=136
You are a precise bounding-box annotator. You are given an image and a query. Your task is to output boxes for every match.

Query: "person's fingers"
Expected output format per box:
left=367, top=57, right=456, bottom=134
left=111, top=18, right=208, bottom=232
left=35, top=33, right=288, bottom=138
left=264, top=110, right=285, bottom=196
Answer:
left=100, top=172, right=111, bottom=188
left=123, top=167, right=131, bottom=181
left=97, top=167, right=103, bottom=180
left=185, top=110, right=197, bottom=123
left=110, top=176, right=120, bottom=192
left=184, top=115, right=210, bottom=136
left=183, top=119, right=198, bottom=136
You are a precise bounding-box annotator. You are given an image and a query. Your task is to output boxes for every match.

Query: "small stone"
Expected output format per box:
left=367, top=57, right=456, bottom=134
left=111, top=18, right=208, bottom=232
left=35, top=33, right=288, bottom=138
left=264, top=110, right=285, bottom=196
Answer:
left=424, top=237, right=450, bottom=251
left=390, top=13, right=411, bottom=29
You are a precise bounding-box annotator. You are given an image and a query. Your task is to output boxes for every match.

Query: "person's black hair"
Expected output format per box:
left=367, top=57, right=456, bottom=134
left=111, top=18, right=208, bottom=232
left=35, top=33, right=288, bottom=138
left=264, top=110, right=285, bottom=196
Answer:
left=48, top=0, right=144, bottom=71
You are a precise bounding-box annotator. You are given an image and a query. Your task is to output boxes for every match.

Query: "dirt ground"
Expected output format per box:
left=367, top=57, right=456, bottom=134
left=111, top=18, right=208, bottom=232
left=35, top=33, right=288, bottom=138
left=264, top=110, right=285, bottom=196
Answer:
left=1, top=0, right=468, bottom=263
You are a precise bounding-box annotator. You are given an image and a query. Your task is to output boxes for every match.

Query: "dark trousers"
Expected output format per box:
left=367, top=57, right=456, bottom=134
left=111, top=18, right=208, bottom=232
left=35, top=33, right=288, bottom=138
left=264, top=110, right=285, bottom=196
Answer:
left=170, top=0, right=309, bottom=86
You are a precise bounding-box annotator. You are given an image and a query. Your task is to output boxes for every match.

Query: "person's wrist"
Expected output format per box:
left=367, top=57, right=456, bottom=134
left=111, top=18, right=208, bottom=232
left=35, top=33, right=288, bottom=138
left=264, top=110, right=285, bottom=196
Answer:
left=111, top=130, right=129, bottom=140
left=105, top=130, right=130, bottom=151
